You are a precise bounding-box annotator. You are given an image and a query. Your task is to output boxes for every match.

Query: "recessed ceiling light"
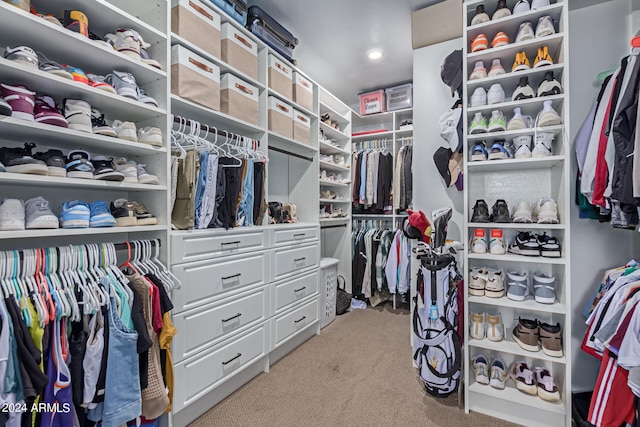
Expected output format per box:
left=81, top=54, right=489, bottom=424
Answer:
left=367, top=49, right=383, bottom=60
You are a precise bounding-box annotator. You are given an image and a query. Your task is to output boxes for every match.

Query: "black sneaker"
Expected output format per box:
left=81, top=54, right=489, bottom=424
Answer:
left=508, top=231, right=540, bottom=256
left=91, top=109, right=117, bottom=137
left=0, top=143, right=48, bottom=175
left=471, top=199, right=490, bottom=223
left=537, top=233, right=561, bottom=258
left=537, top=71, right=562, bottom=97
left=66, top=150, right=94, bottom=179
left=110, top=199, right=138, bottom=227
left=91, top=156, right=124, bottom=181
left=490, top=199, right=511, bottom=223
left=33, top=149, right=66, bottom=178
left=512, top=77, right=535, bottom=101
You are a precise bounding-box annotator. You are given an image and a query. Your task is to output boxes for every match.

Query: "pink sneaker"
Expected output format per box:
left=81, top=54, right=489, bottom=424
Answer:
left=1, top=83, right=35, bottom=121
left=34, top=96, right=68, bottom=128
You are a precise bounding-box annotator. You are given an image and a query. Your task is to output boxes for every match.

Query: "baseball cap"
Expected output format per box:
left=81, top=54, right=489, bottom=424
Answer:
left=441, top=49, right=463, bottom=97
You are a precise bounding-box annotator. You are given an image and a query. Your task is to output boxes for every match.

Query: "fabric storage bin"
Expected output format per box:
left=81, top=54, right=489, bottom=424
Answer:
left=268, top=96, right=293, bottom=139
left=293, top=72, right=313, bottom=111
left=221, top=73, right=259, bottom=125
left=359, top=89, right=386, bottom=115
left=293, top=109, right=310, bottom=144
left=319, top=258, right=339, bottom=329
left=221, top=22, right=257, bottom=80
left=268, top=54, right=292, bottom=99
left=171, top=45, right=220, bottom=111
left=171, top=0, right=221, bottom=59
left=385, top=83, right=413, bottom=111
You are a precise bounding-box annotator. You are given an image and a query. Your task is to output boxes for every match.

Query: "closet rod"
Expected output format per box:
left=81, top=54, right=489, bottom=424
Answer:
left=267, top=145, right=313, bottom=161
left=321, top=223, right=348, bottom=229
left=172, top=115, right=260, bottom=147
left=11, top=239, right=161, bottom=260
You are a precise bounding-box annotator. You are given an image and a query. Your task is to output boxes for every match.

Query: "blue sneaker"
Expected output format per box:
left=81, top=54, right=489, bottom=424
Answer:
left=89, top=200, right=116, bottom=228
left=59, top=200, right=90, bottom=228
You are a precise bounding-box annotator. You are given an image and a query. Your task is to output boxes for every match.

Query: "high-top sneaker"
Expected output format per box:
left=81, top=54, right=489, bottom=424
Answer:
left=63, top=10, right=89, bottom=37
left=512, top=77, right=535, bottom=101
left=507, top=108, right=532, bottom=130
left=115, top=28, right=149, bottom=61
left=64, top=99, right=92, bottom=133
left=532, top=132, right=554, bottom=157
left=535, top=15, right=556, bottom=38
left=471, top=4, right=490, bottom=25
left=488, top=140, right=513, bottom=160
left=487, top=110, right=507, bottom=132
left=488, top=59, right=505, bottom=77
left=469, top=113, right=488, bottom=134
left=470, top=61, right=488, bottom=80
left=91, top=109, right=117, bottom=137
left=537, top=100, right=561, bottom=126
left=492, top=0, right=511, bottom=20
left=3, top=46, right=39, bottom=69
left=538, top=71, right=562, bottom=97
left=1, top=83, right=36, bottom=121
left=512, top=135, right=533, bottom=158
left=34, top=96, right=68, bottom=128
left=534, top=46, right=554, bottom=68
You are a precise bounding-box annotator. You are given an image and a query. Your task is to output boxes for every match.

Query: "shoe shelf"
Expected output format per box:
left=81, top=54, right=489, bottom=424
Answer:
left=0, top=2, right=166, bottom=86
left=319, top=198, right=350, bottom=204
left=395, top=129, right=413, bottom=139
left=319, top=179, right=349, bottom=188
left=0, top=225, right=167, bottom=240
left=467, top=63, right=564, bottom=91
left=468, top=252, right=566, bottom=265
left=170, top=33, right=265, bottom=91
left=0, top=118, right=166, bottom=157
left=467, top=124, right=564, bottom=142
left=351, top=130, right=394, bottom=141
left=468, top=382, right=566, bottom=415
left=467, top=3, right=564, bottom=39
left=467, top=33, right=564, bottom=66
left=0, top=58, right=166, bottom=121
left=319, top=217, right=350, bottom=224
left=468, top=295, right=566, bottom=314
left=268, top=131, right=318, bottom=158
left=319, top=103, right=350, bottom=125
left=268, top=89, right=317, bottom=119
left=320, top=122, right=351, bottom=141
left=0, top=173, right=167, bottom=192
left=467, top=155, right=565, bottom=172
left=467, top=222, right=565, bottom=229
left=319, top=160, right=350, bottom=173
left=467, top=93, right=564, bottom=116
left=319, top=140, right=350, bottom=156
left=468, top=338, right=566, bottom=364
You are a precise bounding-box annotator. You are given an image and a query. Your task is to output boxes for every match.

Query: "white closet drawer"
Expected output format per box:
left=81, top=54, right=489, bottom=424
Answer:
left=272, top=296, right=318, bottom=348
left=172, top=251, right=267, bottom=313
left=270, top=224, right=319, bottom=246
left=273, top=270, right=319, bottom=314
left=171, top=228, right=267, bottom=264
left=173, top=285, right=269, bottom=363
left=173, top=324, right=267, bottom=413
left=272, top=242, right=319, bottom=282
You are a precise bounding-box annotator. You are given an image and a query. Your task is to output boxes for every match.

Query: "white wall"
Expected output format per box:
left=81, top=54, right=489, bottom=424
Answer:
left=413, top=39, right=465, bottom=242
left=568, top=0, right=635, bottom=392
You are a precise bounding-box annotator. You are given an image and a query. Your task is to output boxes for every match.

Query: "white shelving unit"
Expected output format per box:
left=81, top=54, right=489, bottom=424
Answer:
left=462, top=1, right=571, bottom=426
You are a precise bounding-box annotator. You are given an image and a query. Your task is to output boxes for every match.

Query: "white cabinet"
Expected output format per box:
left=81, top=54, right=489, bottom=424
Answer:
left=171, top=228, right=268, bottom=264
left=271, top=242, right=320, bottom=282
left=271, top=296, right=319, bottom=349
left=273, top=270, right=319, bottom=313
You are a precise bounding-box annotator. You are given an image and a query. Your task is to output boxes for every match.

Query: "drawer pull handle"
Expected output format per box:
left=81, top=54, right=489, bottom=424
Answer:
left=294, top=257, right=306, bottom=263
left=294, top=286, right=306, bottom=292
left=221, top=240, right=241, bottom=248
left=222, top=353, right=242, bottom=365
left=222, top=313, right=242, bottom=323
left=222, top=273, right=242, bottom=281
left=293, top=233, right=306, bottom=237
left=294, top=316, right=306, bottom=324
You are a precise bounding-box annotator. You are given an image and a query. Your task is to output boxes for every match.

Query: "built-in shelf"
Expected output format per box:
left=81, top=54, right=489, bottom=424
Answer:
left=468, top=338, right=566, bottom=364
left=319, top=180, right=350, bottom=188
left=467, top=222, right=566, bottom=230
left=468, top=383, right=566, bottom=415
left=467, top=94, right=565, bottom=116
left=467, top=155, right=565, bottom=172
left=468, top=295, right=566, bottom=314
left=468, top=252, right=566, bottom=264
left=0, top=225, right=167, bottom=240
left=319, top=161, right=350, bottom=173
left=0, top=173, right=166, bottom=191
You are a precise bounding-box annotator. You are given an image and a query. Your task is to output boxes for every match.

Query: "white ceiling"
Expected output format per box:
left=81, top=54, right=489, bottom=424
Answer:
left=252, top=0, right=443, bottom=108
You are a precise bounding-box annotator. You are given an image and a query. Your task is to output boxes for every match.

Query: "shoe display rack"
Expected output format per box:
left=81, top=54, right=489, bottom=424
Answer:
left=0, top=0, right=169, bottom=250
left=462, top=1, right=571, bottom=426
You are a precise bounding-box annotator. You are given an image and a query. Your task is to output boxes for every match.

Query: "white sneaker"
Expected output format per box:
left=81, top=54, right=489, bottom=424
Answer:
left=472, top=354, right=490, bottom=385
left=470, top=87, right=488, bottom=108
left=470, top=61, right=488, bottom=80
left=532, top=0, right=550, bottom=9
left=534, top=367, right=560, bottom=402
left=489, top=229, right=506, bottom=255
left=471, top=229, right=487, bottom=253
left=25, top=196, right=58, bottom=229
left=535, top=15, right=556, bottom=38
left=512, top=201, right=534, bottom=222
left=488, top=59, right=505, bottom=77
left=469, top=267, right=488, bottom=296
left=112, top=120, right=138, bottom=142
left=486, top=313, right=504, bottom=341
left=489, top=359, right=508, bottom=390
left=136, top=163, right=159, bottom=185
left=114, top=157, right=138, bottom=183
left=138, top=126, right=163, bottom=147
left=484, top=269, right=505, bottom=298
left=470, top=313, right=487, bottom=340
left=507, top=108, right=532, bottom=131
left=115, top=28, right=146, bottom=61
left=512, top=135, right=533, bottom=158
left=516, top=22, right=535, bottom=43
left=513, top=0, right=531, bottom=14
left=532, top=132, right=554, bottom=157
left=536, top=197, right=559, bottom=223
left=487, top=84, right=505, bottom=105
left=538, top=71, right=562, bottom=97
left=512, top=77, right=535, bottom=101
left=537, top=100, right=561, bottom=127
left=64, top=99, right=92, bottom=133
left=0, top=198, right=25, bottom=231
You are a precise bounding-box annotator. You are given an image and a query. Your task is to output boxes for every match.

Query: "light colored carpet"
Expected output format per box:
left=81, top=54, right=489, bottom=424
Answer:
left=189, top=303, right=519, bottom=427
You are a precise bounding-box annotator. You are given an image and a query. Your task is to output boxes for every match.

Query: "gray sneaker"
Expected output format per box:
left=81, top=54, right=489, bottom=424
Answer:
left=506, top=271, right=529, bottom=301
left=25, top=196, right=59, bottom=229
left=533, top=273, right=556, bottom=304
left=106, top=70, right=138, bottom=100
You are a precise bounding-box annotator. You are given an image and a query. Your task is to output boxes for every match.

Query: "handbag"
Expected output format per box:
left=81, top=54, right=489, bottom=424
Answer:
left=335, top=275, right=351, bottom=315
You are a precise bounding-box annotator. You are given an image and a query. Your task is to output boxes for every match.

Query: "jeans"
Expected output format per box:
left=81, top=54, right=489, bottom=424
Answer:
left=193, top=151, right=209, bottom=228
left=237, top=159, right=254, bottom=226
left=200, top=154, right=219, bottom=229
